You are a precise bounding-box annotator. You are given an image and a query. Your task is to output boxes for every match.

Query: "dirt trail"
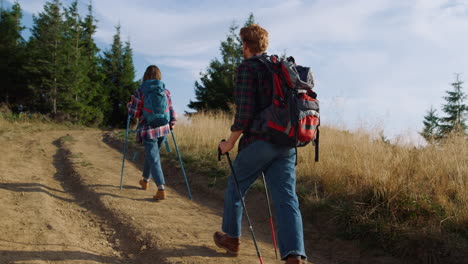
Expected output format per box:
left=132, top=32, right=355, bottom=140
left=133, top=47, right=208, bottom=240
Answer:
left=0, top=129, right=402, bottom=264
left=0, top=130, right=122, bottom=263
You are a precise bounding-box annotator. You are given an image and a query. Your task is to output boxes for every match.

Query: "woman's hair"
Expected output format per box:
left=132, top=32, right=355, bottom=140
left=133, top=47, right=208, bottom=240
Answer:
left=240, top=24, right=269, bottom=54
left=143, top=65, right=162, bottom=81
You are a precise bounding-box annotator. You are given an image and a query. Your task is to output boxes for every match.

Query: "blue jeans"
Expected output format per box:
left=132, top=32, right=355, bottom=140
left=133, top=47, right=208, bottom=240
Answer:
left=221, top=140, right=306, bottom=260
left=142, top=136, right=166, bottom=186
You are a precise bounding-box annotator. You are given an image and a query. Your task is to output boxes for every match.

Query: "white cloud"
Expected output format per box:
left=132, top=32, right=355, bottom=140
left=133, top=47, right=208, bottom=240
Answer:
left=147, top=56, right=208, bottom=80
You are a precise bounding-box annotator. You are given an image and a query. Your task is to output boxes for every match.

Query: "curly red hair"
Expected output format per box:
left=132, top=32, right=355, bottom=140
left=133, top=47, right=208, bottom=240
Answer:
left=240, top=24, right=269, bottom=54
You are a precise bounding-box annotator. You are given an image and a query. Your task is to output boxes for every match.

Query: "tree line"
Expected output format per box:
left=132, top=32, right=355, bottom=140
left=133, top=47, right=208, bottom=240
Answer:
left=0, top=0, right=137, bottom=127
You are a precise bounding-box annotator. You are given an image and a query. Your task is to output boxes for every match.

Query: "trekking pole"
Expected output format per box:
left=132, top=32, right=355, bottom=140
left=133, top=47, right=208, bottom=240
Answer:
left=164, top=138, right=171, bottom=152
left=120, top=114, right=131, bottom=190
left=218, top=140, right=264, bottom=264
left=170, top=129, right=192, bottom=200
left=314, top=125, right=320, bottom=162
left=262, top=172, right=278, bottom=259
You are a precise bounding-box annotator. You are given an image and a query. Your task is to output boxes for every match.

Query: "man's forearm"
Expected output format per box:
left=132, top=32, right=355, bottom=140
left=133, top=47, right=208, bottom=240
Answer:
left=227, top=130, right=242, bottom=146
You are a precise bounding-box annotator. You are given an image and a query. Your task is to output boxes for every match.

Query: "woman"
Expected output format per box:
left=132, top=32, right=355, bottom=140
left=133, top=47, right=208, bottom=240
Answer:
left=127, top=65, right=176, bottom=200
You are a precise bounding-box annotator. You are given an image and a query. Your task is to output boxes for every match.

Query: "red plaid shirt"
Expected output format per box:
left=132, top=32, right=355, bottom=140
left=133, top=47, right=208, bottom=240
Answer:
left=127, top=84, right=176, bottom=143
left=231, top=54, right=273, bottom=151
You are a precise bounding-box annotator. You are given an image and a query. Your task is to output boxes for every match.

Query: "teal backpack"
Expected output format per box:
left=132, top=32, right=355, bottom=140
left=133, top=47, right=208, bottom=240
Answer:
left=140, top=79, right=170, bottom=127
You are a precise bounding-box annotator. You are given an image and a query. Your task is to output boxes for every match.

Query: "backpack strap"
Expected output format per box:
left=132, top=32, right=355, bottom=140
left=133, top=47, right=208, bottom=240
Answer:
left=255, top=54, right=274, bottom=73
left=314, top=119, right=320, bottom=162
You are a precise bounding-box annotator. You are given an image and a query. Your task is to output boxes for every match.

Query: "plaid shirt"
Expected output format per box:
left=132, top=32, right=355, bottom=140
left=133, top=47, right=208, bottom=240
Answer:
left=231, top=54, right=273, bottom=151
left=127, top=84, right=176, bottom=143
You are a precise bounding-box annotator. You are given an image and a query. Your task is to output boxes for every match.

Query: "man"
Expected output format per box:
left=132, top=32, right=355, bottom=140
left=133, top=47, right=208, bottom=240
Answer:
left=214, top=24, right=307, bottom=264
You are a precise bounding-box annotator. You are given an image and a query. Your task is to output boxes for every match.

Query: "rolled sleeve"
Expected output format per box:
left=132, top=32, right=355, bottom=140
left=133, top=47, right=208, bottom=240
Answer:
left=231, top=62, right=256, bottom=132
left=128, top=89, right=143, bottom=118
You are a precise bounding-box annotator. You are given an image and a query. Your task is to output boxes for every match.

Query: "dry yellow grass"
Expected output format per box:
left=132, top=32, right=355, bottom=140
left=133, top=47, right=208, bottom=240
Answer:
left=300, top=126, right=467, bottom=223
left=0, top=112, right=85, bottom=141
left=174, top=112, right=467, bottom=237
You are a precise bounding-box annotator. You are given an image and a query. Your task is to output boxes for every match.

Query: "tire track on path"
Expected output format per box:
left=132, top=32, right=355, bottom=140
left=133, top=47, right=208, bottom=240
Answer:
left=0, top=131, right=127, bottom=264
left=64, top=131, right=282, bottom=264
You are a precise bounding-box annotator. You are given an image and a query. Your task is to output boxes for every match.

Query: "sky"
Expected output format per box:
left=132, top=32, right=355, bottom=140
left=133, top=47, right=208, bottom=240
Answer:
left=6, top=0, right=468, bottom=144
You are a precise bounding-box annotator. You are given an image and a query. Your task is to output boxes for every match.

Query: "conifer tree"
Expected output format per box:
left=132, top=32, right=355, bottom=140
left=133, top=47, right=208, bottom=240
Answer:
left=78, top=2, right=106, bottom=125
left=101, top=26, right=137, bottom=127
left=188, top=13, right=256, bottom=112
left=27, top=0, right=66, bottom=114
left=62, top=0, right=84, bottom=116
left=101, top=25, right=123, bottom=126
left=439, top=74, right=467, bottom=136
left=420, top=106, right=440, bottom=142
left=119, top=40, right=138, bottom=121
left=0, top=1, right=27, bottom=108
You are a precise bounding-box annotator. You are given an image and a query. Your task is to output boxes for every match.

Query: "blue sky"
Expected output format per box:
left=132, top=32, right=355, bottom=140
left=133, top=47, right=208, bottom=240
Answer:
left=7, top=0, right=468, bottom=143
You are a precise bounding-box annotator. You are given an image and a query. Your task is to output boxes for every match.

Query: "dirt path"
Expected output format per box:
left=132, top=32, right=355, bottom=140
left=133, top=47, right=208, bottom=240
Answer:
left=0, top=129, right=402, bottom=264
left=0, top=130, right=123, bottom=263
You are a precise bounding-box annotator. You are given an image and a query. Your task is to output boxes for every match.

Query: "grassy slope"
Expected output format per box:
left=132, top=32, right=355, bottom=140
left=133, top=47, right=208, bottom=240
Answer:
left=3, top=112, right=466, bottom=263
left=158, top=112, right=467, bottom=263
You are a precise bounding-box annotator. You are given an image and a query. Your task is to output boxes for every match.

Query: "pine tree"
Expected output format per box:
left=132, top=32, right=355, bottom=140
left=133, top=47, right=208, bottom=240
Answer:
left=439, top=74, right=468, bottom=136
left=420, top=106, right=440, bottom=143
left=78, top=2, right=106, bottom=125
left=0, top=1, right=27, bottom=108
left=188, top=13, right=256, bottom=112
left=27, top=0, right=66, bottom=114
left=61, top=0, right=84, bottom=117
left=101, top=26, right=137, bottom=127
left=119, top=40, right=138, bottom=122
left=101, top=25, right=123, bottom=126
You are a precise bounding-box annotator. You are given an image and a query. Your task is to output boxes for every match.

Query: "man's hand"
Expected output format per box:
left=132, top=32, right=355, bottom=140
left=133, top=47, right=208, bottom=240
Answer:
left=170, top=120, right=176, bottom=130
left=219, top=140, right=235, bottom=154
left=218, top=131, right=242, bottom=154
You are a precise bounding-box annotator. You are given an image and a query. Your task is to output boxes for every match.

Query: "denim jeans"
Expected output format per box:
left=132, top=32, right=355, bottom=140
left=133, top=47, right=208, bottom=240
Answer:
left=221, top=140, right=306, bottom=260
left=142, top=136, right=166, bottom=186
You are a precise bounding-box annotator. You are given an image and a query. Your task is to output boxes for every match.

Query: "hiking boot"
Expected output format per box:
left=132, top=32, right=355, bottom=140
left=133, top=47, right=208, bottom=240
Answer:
left=139, top=179, right=149, bottom=190
left=213, top=231, right=240, bottom=256
left=285, top=255, right=305, bottom=264
left=153, top=189, right=166, bottom=200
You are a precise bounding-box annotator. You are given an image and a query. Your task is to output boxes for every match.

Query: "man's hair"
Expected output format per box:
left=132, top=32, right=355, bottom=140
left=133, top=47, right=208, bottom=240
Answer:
left=240, top=24, right=269, bottom=54
left=143, top=65, right=162, bottom=81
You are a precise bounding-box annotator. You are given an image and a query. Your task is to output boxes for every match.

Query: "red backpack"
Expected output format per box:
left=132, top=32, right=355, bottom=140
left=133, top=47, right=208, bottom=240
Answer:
left=251, top=55, right=320, bottom=161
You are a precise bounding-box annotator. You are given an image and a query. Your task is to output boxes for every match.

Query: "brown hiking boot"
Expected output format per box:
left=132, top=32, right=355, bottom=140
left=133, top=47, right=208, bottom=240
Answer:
left=285, top=256, right=305, bottom=264
left=213, top=231, right=240, bottom=256
left=139, top=179, right=149, bottom=190
left=153, top=189, right=166, bottom=200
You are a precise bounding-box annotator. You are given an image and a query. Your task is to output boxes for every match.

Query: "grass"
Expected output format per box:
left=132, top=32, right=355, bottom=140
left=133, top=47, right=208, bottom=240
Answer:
left=0, top=111, right=83, bottom=139
left=166, top=112, right=468, bottom=263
